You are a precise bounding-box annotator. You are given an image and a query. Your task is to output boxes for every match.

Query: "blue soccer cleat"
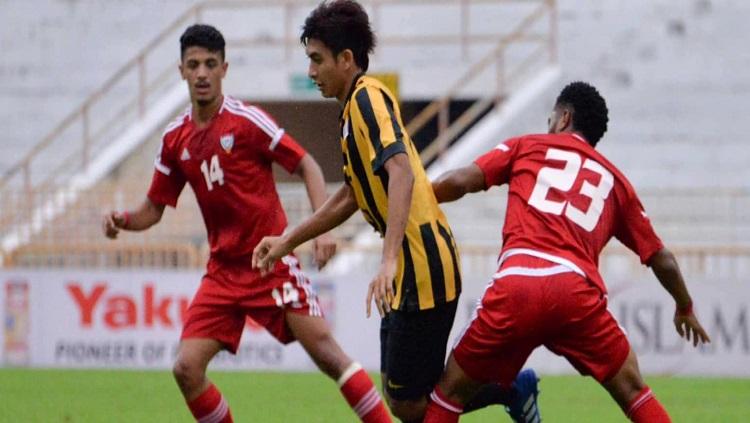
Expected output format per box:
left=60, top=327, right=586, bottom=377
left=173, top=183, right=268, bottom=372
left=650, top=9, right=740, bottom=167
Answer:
left=505, top=368, right=541, bottom=423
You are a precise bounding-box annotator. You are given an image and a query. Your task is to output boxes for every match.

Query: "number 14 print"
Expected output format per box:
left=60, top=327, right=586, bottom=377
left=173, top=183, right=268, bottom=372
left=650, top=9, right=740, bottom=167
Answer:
left=200, top=154, right=225, bottom=191
left=528, top=148, right=614, bottom=231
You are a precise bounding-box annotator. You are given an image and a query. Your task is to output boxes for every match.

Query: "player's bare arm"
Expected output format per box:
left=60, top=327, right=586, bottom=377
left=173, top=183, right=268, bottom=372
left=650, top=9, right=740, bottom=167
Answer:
left=253, top=183, right=358, bottom=274
left=366, top=153, right=413, bottom=318
left=431, top=163, right=485, bottom=204
left=648, top=247, right=711, bottom=346
left=102, top=198, right=166, bottom=239
left=294, top=153, right=337, bottom=269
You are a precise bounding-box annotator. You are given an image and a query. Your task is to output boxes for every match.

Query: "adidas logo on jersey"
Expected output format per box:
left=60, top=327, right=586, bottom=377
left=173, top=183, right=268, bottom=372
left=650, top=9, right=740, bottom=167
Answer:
left=180, top=148, right=191, bottom=161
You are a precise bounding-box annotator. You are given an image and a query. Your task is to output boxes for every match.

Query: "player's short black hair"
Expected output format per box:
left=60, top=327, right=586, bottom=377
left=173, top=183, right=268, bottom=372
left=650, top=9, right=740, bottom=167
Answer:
left=180, top=24, right=226, bottom=61
left=555, top=81, right=609, bottom=147
left=300, top=0, right=376, bottom=72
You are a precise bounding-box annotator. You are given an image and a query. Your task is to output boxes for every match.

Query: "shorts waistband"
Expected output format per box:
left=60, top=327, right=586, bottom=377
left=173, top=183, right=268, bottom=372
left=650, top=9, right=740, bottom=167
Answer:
left=493, top=264, right=574, bottom=280
left=498, top=248, right=585, bottom=277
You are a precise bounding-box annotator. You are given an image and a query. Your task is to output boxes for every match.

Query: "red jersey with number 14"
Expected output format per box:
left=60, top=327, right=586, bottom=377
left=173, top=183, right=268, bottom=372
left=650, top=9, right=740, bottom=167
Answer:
left=474, top=132, right=663, bottom=294
left=147, top=95, right=306, bottom=261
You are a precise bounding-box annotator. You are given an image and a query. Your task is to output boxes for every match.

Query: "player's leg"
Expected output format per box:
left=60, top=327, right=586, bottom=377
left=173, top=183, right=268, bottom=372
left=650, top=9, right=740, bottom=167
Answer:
left=286, top=311, right=391, bottom=423
left=173, top=338, right=224, bottom=399
left=423, top=353, right=485, bottom=423
left=462, top=359, right=539, bottom=415
left=545, top=273, right=670, bottom=422
left=380, top=300, right=458, bottom=422
left=462, top=256, right=600, bottom=420
left=602, top=348, right=671, bottom=423
left=462, top=384, right=514, bottom=413
left=425, top=268, right=551, bottom=423
left=423, top=319, right=537, bottom=423
left=256, top=255, right=389, bottom=422
left=446, top=345, right=540, bottom=416
left=175, top=264, right=246, bottom=423
left=285, top=312, right=349, bottom=377
left=173, top=338, right=233, bottom=422
left=423, top=357, right=541, bottom=423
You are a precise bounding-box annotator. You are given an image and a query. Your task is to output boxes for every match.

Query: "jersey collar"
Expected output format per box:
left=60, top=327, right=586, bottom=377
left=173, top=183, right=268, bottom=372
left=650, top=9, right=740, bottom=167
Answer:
left=339, top=72, right=365, bottom=120
left=186, top=95, right=226, bottom=127
left=571, top=133, right=588, bottom=144
left=218, top=95, right=228, bottom=114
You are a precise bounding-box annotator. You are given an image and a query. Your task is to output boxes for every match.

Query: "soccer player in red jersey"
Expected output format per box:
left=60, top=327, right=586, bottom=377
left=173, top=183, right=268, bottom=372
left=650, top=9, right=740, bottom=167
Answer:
left=102, top=24, right=391, bottom=423
left=423, top=81, right=711, bottom=423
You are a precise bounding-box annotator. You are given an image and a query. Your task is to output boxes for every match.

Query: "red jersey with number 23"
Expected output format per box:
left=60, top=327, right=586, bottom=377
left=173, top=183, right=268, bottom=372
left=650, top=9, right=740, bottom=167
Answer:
left=147, top=95, right=306, bottom=261
left=474, top=132, right=663, bottom=294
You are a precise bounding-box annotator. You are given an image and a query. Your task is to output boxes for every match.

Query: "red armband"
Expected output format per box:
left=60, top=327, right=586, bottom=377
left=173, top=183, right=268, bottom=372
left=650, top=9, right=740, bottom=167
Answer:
left=676, top=301, right=693, bottom=317
left=120, top=211, right=130, bottom=229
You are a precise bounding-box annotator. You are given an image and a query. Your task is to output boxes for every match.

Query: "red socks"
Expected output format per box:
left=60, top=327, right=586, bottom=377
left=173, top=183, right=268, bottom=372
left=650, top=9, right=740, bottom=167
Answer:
left=184, top=376, right=667, bottom=423
left=338, top=362, right=392, bottom=423
left=424, top=387, right=462, bottom=423
left=187, top=383, right=233, bottom=423
left=627, top=386, right=671, bottom=423
left=185, top=365, right=389, bottom=423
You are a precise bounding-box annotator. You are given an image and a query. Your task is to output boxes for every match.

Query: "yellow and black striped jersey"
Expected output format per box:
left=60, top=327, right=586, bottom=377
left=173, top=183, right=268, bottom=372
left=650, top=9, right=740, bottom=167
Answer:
left=340, top=75, right=461, bottom=311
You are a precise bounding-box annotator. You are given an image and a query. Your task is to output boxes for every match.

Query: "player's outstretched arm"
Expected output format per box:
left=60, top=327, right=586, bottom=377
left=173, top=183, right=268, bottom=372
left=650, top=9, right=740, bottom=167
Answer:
left=294, top=154, right=337, bottom=269
left=649, top=247, right=711, bottom=347
left=431, top=163, right=486, bottom=203
left=102, top=198, right=165, bottom=239
left=253, top=184, right=358, bottom=274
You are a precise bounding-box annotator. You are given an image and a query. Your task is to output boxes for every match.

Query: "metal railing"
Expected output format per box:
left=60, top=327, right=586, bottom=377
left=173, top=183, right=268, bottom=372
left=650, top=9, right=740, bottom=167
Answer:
left=0, top=0, right=551, bottom=194
left=3, top=179, right=749, bottom=267
left=0, top=181, right=369, bottom=267
left=8, top=242, right=200, bottom=269
left=6, top=237, right=749, bottom=286
left=410, top=0, right=557, bottom=165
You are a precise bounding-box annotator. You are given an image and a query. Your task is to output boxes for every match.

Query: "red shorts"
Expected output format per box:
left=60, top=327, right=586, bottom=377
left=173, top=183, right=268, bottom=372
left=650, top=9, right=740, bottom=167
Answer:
left=181, top=255, right=322, bottom=353
left=453, top=255, right=629, bottom=385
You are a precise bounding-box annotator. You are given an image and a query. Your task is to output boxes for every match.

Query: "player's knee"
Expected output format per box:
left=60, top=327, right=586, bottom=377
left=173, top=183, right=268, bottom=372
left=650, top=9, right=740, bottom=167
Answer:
left=172, top=358, right=203, bottom=388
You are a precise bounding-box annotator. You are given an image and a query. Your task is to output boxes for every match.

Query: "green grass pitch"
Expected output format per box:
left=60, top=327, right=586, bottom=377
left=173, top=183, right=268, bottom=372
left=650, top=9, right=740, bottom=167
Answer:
left=1, top=369, right=749, bottom=422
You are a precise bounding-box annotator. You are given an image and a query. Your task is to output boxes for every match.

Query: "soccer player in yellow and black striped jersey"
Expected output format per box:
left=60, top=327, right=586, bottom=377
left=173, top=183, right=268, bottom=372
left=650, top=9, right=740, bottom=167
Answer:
left=340, top=73, right=461, bottom=312
left=253, top=1, right=537, bottom=421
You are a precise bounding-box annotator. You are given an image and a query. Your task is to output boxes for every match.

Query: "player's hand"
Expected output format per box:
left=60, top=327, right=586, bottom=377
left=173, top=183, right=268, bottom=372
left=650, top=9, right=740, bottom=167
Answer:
left=366, top=259, right=396, bottom=318
left=674, top=307, right=711, bottom=347
left=312, top=233, right=337, bottom=270
left=252, top=236, right=291, bottom=276
left=102, top=211, right=126, bottom=239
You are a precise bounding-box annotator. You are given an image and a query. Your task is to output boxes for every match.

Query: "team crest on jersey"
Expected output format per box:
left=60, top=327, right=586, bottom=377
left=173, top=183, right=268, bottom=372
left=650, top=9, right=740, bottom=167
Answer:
left=220, top=134, right=234, bottom=153
left=180, top=148, right=191, bottom=161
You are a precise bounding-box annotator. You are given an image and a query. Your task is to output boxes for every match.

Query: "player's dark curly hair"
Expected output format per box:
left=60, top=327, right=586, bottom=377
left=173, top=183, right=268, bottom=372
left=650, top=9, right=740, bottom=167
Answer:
left=180, top=24, right=225, bottom=60
left=555, top=81, right=609, bottom=146
left=300, top=0, right=376, bottom=72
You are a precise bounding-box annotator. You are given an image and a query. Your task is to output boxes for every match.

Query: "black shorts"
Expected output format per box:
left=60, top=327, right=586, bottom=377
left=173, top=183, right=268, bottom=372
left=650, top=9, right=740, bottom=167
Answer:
left=379, top=300, right=458, bottom=401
